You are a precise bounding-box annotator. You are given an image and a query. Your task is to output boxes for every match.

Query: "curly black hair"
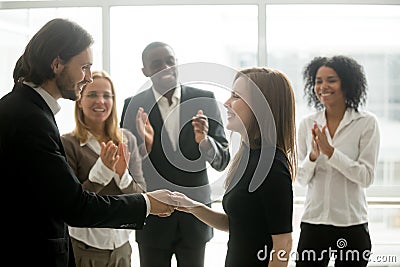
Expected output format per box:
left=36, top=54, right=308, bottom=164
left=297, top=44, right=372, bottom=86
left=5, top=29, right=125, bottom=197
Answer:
left=303, top=55, right=367, bottom=111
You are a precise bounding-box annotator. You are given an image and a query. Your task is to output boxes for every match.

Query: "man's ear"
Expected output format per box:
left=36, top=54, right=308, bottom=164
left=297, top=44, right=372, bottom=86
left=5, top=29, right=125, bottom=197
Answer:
left=51, top=56, right=64, bottom=74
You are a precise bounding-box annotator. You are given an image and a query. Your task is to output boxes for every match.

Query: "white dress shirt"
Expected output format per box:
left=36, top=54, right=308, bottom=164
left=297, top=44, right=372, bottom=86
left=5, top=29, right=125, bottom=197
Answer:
left=296, top=108, right=380, bottom=226
left=151, top=85, right=218, bottom=161
left=152, top=86, right=181, bottom=151
left=69, top=133, right=134, bottom=249
left=23, top=81, right=61, bottom=115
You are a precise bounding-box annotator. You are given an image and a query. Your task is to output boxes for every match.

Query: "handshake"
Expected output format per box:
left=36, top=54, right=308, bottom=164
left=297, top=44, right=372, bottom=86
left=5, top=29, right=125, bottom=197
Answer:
left=145, top=190, right=203, bottom=217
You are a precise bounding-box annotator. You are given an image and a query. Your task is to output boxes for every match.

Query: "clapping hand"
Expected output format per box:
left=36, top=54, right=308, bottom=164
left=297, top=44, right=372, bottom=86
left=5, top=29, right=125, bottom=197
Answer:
left=100, top=140, right=119, bottom=170
left=192, top=110, right=209, bottom=144
left=115, top=142, right=130, bottom=177
left=99, top=140, right=131, bottom=177
left=311, top=123, right=334, bottom=160
left=309, top=123, right=321, bottom=161
left=136, top=107, right=154, bottom=153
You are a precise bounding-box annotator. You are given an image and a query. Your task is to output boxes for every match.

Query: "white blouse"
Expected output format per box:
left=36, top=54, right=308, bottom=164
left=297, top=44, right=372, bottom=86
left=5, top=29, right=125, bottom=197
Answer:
left=296, top=108, right=380, bottom=226
left=69, top=133, right=134, bottom=250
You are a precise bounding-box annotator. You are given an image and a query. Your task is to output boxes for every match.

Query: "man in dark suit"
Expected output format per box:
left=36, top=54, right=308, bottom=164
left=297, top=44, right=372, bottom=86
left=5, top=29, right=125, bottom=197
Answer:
left=0, top=19, right=175, bottom=267
left=120, top=42, right=230, bottom=267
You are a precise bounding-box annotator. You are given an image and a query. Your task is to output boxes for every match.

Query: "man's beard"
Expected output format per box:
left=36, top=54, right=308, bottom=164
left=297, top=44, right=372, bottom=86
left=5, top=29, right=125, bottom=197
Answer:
left=56, top=68, right=80, bottom=101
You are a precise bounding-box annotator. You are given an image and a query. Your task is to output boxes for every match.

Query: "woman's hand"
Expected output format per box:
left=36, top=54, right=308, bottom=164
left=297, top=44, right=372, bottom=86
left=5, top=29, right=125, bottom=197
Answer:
left=313, top=124, right=334, bottom=159
left=309, top=123, right=320, bottom=161
left=171, top=191, right=203, bottom=213
left=100, top=140, right=119, bottom=171
left=115, top=141, right=130, bottom=177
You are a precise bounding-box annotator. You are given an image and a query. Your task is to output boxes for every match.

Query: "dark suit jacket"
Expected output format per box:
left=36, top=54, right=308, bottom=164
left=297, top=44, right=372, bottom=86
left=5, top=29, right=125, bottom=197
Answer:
left=120, top=85, right=230, bottom=248
left=0, top=83, right=147, bottom=267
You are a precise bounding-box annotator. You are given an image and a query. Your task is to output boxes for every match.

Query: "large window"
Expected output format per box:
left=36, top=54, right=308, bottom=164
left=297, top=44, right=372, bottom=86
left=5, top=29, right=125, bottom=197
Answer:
left=264, top=6, right=400, bottom=263
left=109, top=5, right=257, bottom=118
left=1, top=1, right=399, bottom=266
left=0, top=7, right=102, bottom=134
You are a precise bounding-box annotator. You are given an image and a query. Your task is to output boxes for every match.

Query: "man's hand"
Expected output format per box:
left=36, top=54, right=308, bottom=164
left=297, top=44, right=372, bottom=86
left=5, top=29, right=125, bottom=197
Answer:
left=192, top=109, right=209, bottom=144
left=146, top=190, right=176, bottom=217
left=136, top=107, right=154, bottom=153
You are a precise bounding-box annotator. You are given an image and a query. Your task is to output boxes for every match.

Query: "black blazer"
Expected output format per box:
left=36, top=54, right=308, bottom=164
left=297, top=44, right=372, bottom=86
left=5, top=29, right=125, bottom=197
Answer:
left=120, top=85, right=230, bottom=248
left=121, top=86, right=230, bottom=248
left=0, top=84, right=147, bottom=267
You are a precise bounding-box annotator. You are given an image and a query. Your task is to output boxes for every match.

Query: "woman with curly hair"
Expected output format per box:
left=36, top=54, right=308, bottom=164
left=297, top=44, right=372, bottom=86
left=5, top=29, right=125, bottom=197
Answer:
left=295, top=55, right=380, bottom=266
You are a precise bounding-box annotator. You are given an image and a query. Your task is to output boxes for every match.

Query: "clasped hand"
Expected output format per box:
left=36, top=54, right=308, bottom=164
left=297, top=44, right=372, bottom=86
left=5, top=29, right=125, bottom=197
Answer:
left=100, top=140, right=130, bottom=178
left=145, top=190, right=203, bottom=217
left=310, top=123, right=334, bottom=161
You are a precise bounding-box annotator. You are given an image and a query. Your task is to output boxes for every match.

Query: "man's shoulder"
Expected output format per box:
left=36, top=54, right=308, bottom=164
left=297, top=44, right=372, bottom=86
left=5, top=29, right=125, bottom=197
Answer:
left=124, top=88, right=152, bottom=103
left=121, top=128, right=137, bottom=141
left=1, top=85, right=44, bottom=120
left=1, top=84, right=28, bottom=106
left=182, top=85, right=214, bottom=98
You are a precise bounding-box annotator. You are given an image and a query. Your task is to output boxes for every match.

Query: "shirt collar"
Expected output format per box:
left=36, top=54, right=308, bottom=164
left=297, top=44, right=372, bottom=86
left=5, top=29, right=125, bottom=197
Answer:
left=79, top=132, right=101, bottom=155
left=23, top=81, right=61, bottom=115
left=314, top=108, right=366, bottom=127
left=340, top=108, right=366, bottom=128
left=80, top=132, right=95, bottom=146
left=152, top=84, right=181, bottom=104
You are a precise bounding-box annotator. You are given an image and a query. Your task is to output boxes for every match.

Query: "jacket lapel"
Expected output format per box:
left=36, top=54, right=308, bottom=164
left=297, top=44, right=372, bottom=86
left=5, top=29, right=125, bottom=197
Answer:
left=15, top=84, right=66, bottom=156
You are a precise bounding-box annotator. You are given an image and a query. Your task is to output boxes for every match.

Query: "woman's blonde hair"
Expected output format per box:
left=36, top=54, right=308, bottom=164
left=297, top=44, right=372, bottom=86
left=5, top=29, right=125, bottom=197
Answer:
left=72, top=70, right=122, bottom=144
left=225, top=67, right=297, bottom=188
